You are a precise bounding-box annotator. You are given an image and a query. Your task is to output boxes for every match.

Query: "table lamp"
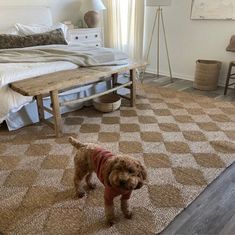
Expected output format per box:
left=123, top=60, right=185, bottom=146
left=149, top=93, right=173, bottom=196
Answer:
left=82, top=0, right=106, bottom=28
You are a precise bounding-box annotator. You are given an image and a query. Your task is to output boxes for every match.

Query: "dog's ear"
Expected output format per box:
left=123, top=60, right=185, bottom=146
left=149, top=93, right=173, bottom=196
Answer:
left=103, top=158, right=118, bottom=186
left=68, top=137, right=85, bottom=149
left=138, top=162, right=147, bottom=181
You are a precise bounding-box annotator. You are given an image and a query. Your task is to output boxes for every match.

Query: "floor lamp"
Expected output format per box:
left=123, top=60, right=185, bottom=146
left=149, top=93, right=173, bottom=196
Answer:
left=145, top=0, right=173, bottom=82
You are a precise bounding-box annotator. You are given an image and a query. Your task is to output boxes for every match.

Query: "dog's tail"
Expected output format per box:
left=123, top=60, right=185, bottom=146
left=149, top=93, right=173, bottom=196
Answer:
left=68, top=137, right=86, bottom=149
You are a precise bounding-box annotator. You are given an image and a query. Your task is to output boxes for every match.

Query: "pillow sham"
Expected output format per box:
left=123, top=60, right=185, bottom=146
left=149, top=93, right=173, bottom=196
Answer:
left=15, top=23, right=68, bottom=37
left=0, top=28, right=67, bottom=50
left=0, top=27, right=19, bottom=35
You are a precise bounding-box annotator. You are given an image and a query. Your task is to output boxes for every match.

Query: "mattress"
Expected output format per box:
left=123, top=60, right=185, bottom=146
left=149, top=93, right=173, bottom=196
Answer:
left=0, top=61, right=78, bottom=124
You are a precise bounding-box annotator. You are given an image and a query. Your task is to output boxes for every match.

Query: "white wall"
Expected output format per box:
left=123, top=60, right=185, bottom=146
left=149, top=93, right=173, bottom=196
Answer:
left=144, top=0, right=235, bottom=85
left=0, top=0, right=83, bottom=25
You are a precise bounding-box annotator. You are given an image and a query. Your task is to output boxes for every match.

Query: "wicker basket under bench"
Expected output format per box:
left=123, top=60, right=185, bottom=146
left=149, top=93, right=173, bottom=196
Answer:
left=10, top=62, right=143, bottom=137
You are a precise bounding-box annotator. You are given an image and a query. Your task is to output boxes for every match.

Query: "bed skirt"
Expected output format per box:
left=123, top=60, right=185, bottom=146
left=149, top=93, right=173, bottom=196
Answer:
left=5, top=80, right=110, bottom=131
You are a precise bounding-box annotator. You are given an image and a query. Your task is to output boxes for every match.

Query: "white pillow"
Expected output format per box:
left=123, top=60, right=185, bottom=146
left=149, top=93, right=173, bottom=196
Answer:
left=15, top=23, right=68, bottom=36
left=0, top=27, right=19, bottom=35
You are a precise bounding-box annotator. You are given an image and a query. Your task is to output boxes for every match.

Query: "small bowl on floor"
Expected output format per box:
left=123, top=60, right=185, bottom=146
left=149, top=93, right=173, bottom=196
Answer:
left=93, top=94, right=121, bottom=113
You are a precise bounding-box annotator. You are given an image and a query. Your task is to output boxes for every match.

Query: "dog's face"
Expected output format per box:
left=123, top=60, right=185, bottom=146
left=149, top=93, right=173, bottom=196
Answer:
left=105, top=156, right=147, bottom=191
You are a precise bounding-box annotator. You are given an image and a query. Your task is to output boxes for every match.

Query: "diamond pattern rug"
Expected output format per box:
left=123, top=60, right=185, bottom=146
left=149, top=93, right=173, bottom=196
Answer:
left=0, top=83, right=235, bottom=235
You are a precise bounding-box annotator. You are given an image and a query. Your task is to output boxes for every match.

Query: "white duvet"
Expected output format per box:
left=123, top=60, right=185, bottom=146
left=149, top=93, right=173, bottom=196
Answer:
left=0, top=61, right=78, bottom=123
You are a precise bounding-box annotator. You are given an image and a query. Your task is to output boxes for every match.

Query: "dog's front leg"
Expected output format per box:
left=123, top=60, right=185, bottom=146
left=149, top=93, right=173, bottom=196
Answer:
left=121, top=192, right=132, bottom=219
left=121, top=199, right=132, bottom=219
left=104, top=190, right=115, bottom=226
left=105, top=201, right=115, bottom=226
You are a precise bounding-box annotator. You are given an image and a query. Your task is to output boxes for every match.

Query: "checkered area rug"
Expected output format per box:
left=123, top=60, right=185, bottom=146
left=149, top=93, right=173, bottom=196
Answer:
left=0, top=84, right=235, bottom=235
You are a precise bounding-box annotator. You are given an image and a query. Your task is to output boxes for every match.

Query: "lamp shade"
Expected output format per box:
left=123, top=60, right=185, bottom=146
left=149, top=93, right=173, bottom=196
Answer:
left=146, top=0, right=172, bottom=6
left=81, top=0, right=106, bottom=12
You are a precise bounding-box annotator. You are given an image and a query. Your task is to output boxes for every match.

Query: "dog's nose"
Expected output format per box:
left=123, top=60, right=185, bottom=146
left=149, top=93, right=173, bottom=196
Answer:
left=120, top=180, right=126, bottom=186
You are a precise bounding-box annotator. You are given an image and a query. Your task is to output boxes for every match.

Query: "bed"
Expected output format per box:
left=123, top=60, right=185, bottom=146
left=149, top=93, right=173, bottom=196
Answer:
left=0, top=6, right=128, bottom=131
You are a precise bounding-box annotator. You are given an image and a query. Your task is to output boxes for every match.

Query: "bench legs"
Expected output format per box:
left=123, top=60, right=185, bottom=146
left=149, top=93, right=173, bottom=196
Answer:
left=35, top=69, right=136, bottom=137
left=50, top=90, right=62, bottom=137
left=224, top=62, right=234, bottom=95
left=111, top=69, right=136, bottom=107
left=36, top=91, right=62, bottom=138
left=111, top=70, right=136, bottom=107
left=36, top=95, right=45, bottom=121
left=130, top=69, right=136, bottom=107
left=112, top=73, right=118, bottom=94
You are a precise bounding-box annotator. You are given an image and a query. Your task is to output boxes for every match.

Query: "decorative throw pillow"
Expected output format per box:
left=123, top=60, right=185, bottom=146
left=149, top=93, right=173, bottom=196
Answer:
left=226, top=35, right=235, bottom=52
left=0, top=29, right=67, bottom=49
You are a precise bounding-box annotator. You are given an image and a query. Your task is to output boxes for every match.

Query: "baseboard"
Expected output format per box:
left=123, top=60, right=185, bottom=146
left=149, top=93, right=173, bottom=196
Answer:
left=145, top=68, right=226, bottom=87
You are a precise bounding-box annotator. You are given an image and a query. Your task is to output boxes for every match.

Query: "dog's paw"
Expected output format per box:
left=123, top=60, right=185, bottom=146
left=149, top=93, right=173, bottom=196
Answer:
left=76, top=191, right=85, bottom=198
left=124, top=211, right=133, bottom=220
left=106, top=219, right=115, bottom=227
left=88, top=183, right=96, bottom=190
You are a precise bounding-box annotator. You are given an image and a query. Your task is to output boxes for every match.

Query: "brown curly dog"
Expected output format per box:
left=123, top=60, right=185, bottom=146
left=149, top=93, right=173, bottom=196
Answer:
left=69, top=137, right=147, bottom=226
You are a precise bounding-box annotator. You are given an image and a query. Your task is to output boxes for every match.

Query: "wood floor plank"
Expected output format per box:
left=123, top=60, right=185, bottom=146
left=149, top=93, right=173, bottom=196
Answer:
left=175, top=184, right=235, bottom=234
left=143, top=73, right=235, bottom=102
left=219, top=214, right=235, bottom=235
left=161, top=163, right=235, bottom=235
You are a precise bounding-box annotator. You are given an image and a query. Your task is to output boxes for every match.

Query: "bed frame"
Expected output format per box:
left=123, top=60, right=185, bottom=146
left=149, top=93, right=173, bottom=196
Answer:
left=1, top=6, right=143, bottom=135
left=10, top=62, right=143, bottom=137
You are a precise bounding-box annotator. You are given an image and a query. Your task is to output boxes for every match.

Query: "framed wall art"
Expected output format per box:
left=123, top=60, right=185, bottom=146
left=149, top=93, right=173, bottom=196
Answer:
left=191, top=0, right=235, bottom=20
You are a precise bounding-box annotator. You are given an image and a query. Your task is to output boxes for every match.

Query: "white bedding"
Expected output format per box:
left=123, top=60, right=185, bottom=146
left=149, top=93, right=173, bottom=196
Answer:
left=0, top=60, right=78, bottom=123
left=0, top=6, right=83, bottom=126
left=0, top=44, right=128, bottom=125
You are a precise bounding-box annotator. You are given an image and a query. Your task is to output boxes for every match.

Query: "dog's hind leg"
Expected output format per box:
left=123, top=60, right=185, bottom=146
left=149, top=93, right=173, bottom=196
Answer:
left=85, top=173, right=96, bottom=190
left=74, top=166, right=87, bottom=198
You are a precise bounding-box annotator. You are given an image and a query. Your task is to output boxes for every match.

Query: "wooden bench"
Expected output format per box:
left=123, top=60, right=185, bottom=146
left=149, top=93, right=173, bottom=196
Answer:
left=10, top=62, right=143, bottom=137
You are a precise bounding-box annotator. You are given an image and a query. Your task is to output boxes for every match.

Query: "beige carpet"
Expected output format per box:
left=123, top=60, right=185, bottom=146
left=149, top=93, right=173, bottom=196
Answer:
left=0, top=84, right=235, bottom=235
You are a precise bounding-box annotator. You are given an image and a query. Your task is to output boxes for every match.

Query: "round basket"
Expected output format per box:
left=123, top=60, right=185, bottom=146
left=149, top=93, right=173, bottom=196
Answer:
left=93, top=94, right=121, bottom=113
left=194, top=60, right=222, bottom=91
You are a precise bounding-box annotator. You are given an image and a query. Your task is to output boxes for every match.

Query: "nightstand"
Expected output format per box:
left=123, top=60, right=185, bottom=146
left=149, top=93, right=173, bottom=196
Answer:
left=67, top=28, right=103, bottom=47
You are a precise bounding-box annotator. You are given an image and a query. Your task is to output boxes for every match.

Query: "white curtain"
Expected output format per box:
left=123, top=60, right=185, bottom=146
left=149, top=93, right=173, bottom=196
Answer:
left=103, top=0, right=145, bottom=61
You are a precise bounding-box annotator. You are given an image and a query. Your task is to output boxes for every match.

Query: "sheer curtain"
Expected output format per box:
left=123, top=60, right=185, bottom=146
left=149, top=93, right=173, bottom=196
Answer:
left=103, top=0, right=145, bottom=61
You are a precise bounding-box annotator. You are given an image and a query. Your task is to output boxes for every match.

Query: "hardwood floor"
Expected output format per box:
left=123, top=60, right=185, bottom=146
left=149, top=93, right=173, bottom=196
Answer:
left=144, top=73, right=235, bottom=235
left=143, top=73, right=235, bottom=102
left=161, top=163, right=235, bottom=235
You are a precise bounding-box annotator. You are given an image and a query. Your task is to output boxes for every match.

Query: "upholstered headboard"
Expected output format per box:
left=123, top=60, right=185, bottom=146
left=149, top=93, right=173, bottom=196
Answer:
left=0, top=6, right=53, bottom=31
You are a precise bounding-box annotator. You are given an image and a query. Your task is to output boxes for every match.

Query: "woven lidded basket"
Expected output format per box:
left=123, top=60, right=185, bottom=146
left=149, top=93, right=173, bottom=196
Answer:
left=194, top=60, right=222, bottom=91
left=93, top=94, right=121, bottom=113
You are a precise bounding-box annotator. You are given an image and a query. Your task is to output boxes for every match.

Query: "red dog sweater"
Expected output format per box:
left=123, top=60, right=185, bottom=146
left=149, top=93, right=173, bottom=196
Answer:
left=92, top=147, right=132, bottom=206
